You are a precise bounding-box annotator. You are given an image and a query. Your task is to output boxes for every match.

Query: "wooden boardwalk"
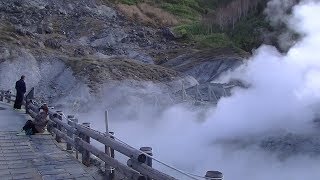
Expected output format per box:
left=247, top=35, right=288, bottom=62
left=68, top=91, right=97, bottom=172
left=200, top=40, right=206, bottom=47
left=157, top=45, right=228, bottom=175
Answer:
left=0, top=90, right=223, bottom=180
left=0, top=102, right=102, bottom=180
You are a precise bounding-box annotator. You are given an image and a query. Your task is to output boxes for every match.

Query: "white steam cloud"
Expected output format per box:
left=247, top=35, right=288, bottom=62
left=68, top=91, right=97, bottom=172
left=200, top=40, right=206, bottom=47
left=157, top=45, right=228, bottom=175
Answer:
left=81, top=1, right=320, bottom=179
left=265, top=0, right=300, bottom=50
left=265, top=0, right=298, bottom=26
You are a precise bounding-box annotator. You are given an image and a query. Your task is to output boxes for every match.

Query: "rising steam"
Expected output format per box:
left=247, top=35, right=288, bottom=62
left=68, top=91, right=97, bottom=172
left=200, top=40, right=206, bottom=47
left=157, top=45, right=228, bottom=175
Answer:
left=84, top=1, right=320, bottom=179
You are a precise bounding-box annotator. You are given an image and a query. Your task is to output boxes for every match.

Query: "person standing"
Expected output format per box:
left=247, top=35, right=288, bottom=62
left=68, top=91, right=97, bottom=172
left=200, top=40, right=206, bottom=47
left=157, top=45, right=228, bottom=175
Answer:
left=14, top=75, right=26, bottom=109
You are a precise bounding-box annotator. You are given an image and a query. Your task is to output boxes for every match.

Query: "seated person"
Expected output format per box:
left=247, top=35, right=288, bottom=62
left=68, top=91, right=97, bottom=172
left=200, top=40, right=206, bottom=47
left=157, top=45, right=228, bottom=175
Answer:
left=23, top=104, right=49, bottom=135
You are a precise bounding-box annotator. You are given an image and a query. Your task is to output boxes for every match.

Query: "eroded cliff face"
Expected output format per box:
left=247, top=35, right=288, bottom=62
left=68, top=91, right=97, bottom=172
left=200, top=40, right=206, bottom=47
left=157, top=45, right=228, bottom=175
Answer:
left=0, top=0, right=244, bottom=108
left=0, top=0, right=184, bottom=61
left=163, top=47, right=248, bottom=84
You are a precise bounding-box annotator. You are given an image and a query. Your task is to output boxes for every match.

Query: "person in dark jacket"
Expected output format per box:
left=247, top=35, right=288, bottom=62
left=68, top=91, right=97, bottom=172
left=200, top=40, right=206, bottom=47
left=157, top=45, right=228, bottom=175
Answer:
left=14, top=75, right=26, bottom=109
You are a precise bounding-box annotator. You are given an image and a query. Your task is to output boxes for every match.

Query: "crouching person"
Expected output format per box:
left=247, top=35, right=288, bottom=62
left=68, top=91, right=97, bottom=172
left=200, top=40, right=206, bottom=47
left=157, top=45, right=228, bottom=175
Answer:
left=23, top=104, right=49, bottom=135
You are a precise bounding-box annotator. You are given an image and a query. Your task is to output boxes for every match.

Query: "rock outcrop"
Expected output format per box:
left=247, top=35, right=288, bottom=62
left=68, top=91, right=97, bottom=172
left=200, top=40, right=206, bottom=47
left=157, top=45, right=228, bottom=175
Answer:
left=163, top=48, right=247, bottom=84
left=0, top=0, right=242, bottom=107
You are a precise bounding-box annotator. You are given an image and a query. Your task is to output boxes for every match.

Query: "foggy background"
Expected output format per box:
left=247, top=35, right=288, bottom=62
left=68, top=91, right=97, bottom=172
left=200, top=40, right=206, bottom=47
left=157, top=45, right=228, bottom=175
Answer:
left=2, top=0, right=320, bottom=179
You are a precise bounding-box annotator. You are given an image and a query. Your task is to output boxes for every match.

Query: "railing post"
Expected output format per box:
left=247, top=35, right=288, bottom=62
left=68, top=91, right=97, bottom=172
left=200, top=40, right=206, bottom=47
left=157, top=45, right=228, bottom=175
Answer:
left=48, top=112, right=54, bottom=133
left=27, top=87, right=35, bottom=99
left=0, top=91, right=3, bottom=101
left=55, top=111, right=63, bottom=143
left=109, top=132, right=115, bottom=179
left=72, top=118, right=78, bottom=152
left=140, top=147, right=153, bottom=180
left=109, top=132, right=115, bottom=159
left=72, top=119, right=80, bottom=160
left=25, top=87, right=35, bottom=114
left=82, top=122, right=91, bottom=166
left=6, top=92, right=11, bottom=103
left=140, top=147, right=152, bottom=167
left=67, top=115, right=75, bottom=151
left=25, top=99, right=29, bottom=114
left=104, top=110, right=114, bottom=179
left=25, top=99, right=31, bottom=114
left=205, top=171, right=223, bottom=180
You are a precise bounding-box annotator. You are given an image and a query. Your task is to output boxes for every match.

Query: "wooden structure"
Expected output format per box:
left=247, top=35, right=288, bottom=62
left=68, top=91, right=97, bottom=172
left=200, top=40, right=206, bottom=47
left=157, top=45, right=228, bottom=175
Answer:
left=0, top=88, right=223, bottom=180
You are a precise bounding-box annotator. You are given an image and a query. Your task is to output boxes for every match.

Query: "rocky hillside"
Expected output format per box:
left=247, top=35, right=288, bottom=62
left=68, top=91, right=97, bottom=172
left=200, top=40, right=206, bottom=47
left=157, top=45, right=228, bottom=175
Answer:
left=114, top=0, right=300, bottom=53
left=112, top=0, right=271, bottom=51
left=163, top=47, right=248, bottom=83
left=0, top=2, right=187, bottom=81
left=0, top=0, right=248, bottom=106
left=0, top=0, right=189, bottom=63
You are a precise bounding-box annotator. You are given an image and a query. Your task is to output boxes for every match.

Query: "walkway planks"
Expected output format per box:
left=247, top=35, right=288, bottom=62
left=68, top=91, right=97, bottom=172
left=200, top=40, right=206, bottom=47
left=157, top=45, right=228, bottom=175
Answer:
left=0, top=102, right=101, bottom=180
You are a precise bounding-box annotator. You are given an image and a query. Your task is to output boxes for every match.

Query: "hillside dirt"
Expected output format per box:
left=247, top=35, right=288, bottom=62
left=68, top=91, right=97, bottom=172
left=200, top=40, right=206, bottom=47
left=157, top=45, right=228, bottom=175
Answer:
left=0, top=0, right=245, bottom=100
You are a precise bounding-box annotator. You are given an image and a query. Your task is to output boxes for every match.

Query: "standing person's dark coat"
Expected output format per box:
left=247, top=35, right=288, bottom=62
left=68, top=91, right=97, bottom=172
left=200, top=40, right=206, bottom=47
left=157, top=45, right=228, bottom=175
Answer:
left=14, top=76, right=26, bottom=109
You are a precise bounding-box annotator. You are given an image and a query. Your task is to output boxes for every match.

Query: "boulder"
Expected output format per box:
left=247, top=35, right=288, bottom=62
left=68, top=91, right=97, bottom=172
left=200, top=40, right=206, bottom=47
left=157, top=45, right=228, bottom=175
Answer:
left=22, top=19, right=32, bottom=26
left=0, top=47, right=10, bottom=59
left=95, top=5, right=117, bottom=19
left=161, top=27, right=178, bottom=40
left=9, top=16, right=20, bottom=24
left=91, top=36, right=115, bottom=49
left=36, top=26, right=43, bottom=34
left=74, top=48, right=88, bottom=57
left=44, top=38, right=62, bottom=49
left=13, top=1, right=22, bottom=7
left=127, top=50, right=154, bottom=64
left=137, top=31, right=145, bottom=38
left=44, top=23, right=54, bottom=34
left=14, top=26, right=26, bottom=36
